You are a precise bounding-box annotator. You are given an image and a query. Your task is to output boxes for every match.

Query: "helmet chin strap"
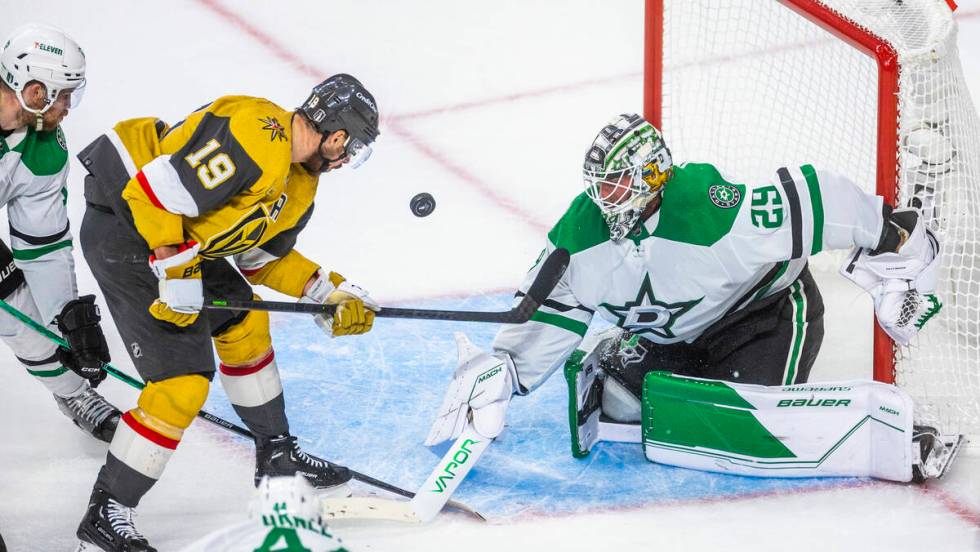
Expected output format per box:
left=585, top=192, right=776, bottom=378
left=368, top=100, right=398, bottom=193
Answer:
left=14, top=89, right=51, bottom=131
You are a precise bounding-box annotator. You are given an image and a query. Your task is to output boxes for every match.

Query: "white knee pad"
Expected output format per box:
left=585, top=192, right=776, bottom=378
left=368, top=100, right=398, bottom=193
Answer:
left=601, top=376, right=642, bottom=423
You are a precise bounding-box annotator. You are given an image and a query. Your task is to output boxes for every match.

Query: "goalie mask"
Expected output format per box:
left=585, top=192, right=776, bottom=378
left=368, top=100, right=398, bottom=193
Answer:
left=583, top=114, right=673, bottom=241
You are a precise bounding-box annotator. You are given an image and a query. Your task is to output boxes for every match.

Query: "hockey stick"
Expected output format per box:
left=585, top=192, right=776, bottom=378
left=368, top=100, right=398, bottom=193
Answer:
left=320, top=424, right=492, bottom=523
left=206, top=247, right=571, bottom=324
left=0, top=298, right=481, bottom=519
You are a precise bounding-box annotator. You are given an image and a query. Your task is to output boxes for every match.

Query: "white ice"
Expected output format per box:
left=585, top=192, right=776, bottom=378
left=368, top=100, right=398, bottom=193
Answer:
left=1, top=1, right=979, bottom=550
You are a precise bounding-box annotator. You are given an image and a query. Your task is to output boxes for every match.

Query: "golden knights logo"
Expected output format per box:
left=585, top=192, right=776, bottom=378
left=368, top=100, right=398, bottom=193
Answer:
left=259, top=116, right=287, bottom=142
left=200, top=194, right=288, bottom=258
left=600, top=274, right=702, bottom=340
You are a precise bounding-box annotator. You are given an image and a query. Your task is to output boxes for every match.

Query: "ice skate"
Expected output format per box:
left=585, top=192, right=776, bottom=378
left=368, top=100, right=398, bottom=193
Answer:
left=255, top=434, right=352, bottom=497
left=76, top=488, right=155, bottom=552
left=54, top=384, right=121, bottom=443
left=911, top=426, right=966, bottom=483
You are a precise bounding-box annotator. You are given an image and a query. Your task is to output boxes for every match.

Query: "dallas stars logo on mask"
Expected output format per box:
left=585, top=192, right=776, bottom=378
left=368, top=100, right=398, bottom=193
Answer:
left=600, top=274, right=702, bottom=339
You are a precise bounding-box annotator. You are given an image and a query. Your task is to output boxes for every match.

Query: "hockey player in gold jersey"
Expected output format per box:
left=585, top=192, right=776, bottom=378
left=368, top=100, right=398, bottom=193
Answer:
left=74, top=74, right=380, bottom=552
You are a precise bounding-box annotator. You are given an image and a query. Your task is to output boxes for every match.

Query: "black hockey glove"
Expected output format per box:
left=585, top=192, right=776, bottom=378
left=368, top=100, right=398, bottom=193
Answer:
left=55, top=295, right=110, bottom=385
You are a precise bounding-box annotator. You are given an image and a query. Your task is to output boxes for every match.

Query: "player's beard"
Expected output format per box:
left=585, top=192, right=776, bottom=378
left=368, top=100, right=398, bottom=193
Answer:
left=17, top=107, right=65, bottom=132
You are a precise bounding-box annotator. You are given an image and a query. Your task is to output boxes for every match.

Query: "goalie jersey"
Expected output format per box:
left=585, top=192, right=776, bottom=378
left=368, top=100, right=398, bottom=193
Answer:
left=81, top=96, right=322, bottom=297
left=0, top=125, right=77, bottom=324
left=494, top=163, right=885, bottom=393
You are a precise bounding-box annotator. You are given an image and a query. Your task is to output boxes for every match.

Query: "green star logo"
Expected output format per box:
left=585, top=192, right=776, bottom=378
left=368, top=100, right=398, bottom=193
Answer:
left=709, top=184, right=741, bottom=208
left=600, top=274, right=703, bottom=339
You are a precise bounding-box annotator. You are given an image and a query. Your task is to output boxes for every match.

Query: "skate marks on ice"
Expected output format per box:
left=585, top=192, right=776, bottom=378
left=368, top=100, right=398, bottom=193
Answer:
left=203, top=292, right=857, bottom=519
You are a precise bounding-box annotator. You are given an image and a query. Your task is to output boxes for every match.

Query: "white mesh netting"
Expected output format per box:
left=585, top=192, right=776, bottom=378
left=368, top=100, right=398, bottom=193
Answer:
left=656, top=0, right=980, bottom=438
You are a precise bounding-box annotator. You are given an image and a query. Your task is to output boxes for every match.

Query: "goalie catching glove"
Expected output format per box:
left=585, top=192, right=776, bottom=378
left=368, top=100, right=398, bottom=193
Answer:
left=300, top=269, right=379, bottom=336
left=841, top=209, right=942, bottom=345
left=425, top=332, right=520, bottom=445
left=148, top=241, right=203, bottom=327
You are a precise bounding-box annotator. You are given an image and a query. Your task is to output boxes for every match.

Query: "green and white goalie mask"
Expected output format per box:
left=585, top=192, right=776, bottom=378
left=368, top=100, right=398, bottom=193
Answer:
left=583, top=113, right=673, bottom=241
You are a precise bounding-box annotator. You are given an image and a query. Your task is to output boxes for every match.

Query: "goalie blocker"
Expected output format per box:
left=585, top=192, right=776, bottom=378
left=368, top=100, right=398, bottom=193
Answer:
left=566, top=330, right=965, bottom=483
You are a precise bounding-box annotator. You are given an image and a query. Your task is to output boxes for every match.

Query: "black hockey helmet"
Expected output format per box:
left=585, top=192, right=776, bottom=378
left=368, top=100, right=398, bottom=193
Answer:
left=299, top=73, right=380, bottom=169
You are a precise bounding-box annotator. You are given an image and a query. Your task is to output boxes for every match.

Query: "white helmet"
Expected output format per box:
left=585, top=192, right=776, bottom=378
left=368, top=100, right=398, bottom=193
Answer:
left=0, top=23, right=86, bottom=115
left=583, top=113, right=673, bottom=241
left=249, top=474, right=322, bottom=524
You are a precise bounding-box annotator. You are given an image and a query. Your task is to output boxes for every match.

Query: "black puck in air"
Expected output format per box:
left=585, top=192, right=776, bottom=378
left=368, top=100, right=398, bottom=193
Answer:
left=410, top=192, right=436, bottom=217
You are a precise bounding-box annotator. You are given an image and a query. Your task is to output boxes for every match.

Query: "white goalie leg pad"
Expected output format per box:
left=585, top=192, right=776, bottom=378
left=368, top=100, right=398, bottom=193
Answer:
left=565, top=327, right=641, bottom=458
left=642, top=373, right=916, bottom=482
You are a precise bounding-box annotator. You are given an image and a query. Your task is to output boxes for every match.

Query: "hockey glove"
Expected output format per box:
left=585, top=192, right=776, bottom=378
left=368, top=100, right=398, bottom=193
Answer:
left=300, top=269, right=379, bottom=336
left=148, top=241, right=203, bottom=328
left=840, top=209, right=942, bottom=345
left=425, top=332, right=519, bottom=446
left=54, top=295, right=110, bottom=385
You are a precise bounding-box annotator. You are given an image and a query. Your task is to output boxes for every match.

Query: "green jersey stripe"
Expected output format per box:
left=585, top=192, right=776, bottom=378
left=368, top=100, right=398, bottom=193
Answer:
left=802, top=165, right=824, bottom=254
left=27, top=365, right=69, bottom=378
left=783, top=280, right=807, bottom=385
left=530, top=311, right=588, bottom=337
left=12, top=239, right=73, bottom=260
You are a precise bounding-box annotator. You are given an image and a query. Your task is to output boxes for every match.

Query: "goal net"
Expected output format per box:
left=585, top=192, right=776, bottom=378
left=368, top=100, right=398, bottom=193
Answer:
left=646, top=0, right=980, bottom=438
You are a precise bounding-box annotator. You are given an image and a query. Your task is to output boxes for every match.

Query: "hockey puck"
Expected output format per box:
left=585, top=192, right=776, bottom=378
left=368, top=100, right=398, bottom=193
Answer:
left=410, top=192, right=436, bottom=217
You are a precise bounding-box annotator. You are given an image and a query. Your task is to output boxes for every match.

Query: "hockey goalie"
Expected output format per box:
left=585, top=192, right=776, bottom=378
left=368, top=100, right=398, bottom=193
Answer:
left=425, top=113, right=964, bottom=487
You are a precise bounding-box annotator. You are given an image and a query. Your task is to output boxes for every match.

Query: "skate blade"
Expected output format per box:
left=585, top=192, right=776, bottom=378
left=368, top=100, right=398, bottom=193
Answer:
left=936, top=434, right=967, bottom=480
left=75, top=541, right=100, bottom=552
left=315, top=481, right=353, bottom=499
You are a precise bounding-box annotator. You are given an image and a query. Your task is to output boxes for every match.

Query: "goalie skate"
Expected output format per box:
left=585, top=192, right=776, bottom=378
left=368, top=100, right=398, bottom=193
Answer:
left=911, top=426, right=966, bottom=483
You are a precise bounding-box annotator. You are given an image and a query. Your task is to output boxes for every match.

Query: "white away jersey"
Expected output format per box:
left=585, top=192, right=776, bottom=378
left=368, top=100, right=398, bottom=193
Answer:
left=0, top=125, right=77, bottom=323
left=494, top=162, right=884, bottom=393
left=179, top=515, right=348, bottom=552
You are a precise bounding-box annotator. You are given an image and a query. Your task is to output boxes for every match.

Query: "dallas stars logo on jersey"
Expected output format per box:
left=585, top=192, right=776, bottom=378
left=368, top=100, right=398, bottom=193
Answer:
left=600, top=274, right=702, bottom=339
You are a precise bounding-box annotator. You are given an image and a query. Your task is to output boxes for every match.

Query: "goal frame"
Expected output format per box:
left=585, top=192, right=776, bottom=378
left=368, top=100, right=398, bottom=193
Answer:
left=641, top=0, right=954, bottom=384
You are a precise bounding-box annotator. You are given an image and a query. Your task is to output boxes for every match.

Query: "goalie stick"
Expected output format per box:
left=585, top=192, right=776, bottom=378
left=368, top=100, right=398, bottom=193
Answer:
left=207, top=247, right=571, bottom=324
left=0, top=298, right=481, bottom=520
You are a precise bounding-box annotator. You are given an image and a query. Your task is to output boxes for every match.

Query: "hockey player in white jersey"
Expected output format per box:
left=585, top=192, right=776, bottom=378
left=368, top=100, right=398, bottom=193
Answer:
left=179, top=475, right=349, bottom=552
left=426, top=113, right=961, bottom=487
left=0, top=24, right=119, bottom=441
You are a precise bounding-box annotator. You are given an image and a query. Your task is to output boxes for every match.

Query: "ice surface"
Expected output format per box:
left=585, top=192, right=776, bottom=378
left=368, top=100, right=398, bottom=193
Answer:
left=0, top=1, right=978, bottom=550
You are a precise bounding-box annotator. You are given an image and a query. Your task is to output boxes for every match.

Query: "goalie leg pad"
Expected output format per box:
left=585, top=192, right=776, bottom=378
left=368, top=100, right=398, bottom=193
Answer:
left=564, top=327, right=641, bottom=458
left=641, top=372, right=917, bottom=481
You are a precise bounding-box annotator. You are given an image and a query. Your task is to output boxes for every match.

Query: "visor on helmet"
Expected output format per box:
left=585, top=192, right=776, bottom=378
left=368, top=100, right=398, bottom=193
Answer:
left=16, top=78, right=86, bottom=115
left=345, top=135, right=373, bottom=169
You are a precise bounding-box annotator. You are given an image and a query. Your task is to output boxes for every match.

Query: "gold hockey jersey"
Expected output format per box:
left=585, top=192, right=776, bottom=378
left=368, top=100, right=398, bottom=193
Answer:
left=102, top=96, right=321, bottom=296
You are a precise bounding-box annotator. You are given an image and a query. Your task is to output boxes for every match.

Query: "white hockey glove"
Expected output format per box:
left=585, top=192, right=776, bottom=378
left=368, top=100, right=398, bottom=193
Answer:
left=424, top=332, right=519, bottom=446
left=300, top=269, right=380, bottom=337
left=840, top=210, right=942, bottom=345
left=148, top=241, right=203, bottom=327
